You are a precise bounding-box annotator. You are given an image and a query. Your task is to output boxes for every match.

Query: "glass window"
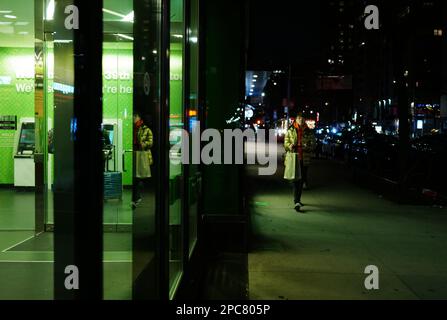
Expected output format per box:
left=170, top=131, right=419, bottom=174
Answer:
left=102, top=0, right=134, bottom=300
left=0, top=0, right=168, bottom=300
left=0, top=0, right=54, bottom=300
left=187, top=0, right=200, bottom=257
left=169, top=0, right=185, bottom=299
left=131, top=0, right=163, bottom=300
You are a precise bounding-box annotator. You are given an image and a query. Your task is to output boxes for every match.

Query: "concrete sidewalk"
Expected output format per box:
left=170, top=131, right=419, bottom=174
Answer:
left=247, top=157, right=447, bottom=300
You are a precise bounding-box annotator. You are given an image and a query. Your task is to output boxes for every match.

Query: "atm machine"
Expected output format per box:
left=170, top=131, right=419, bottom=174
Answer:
left=102, top=119, right=124, bottom=200
left=14, top=118, right=36, bottom=187
left=102, top=119, right=124, bottom=173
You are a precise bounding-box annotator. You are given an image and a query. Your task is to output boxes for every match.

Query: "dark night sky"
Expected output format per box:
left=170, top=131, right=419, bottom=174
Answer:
left=248, top=0, right=324, bottom=71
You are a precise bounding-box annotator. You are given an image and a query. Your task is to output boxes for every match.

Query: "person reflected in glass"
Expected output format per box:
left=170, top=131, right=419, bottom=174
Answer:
left=132, top=112, right=153, bottom=209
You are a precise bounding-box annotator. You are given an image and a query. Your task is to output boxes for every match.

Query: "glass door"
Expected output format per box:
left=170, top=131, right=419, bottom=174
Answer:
left=44, top=32, right=54, bottom=229
left=102, top=0, right=134, bottom=299
left=169, top=0, right=185, bottom=299
left=0, top=0, right=53, bottom=299
left=131, top=0, right=163, bottom=299
left=187, top=0, right=200, bottom=256
left=102, top=0, right=163, bottom=300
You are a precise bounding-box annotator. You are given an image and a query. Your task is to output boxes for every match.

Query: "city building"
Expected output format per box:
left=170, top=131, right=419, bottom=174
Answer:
left=317, top=0, right=360, bottom=123
left=353, top=0, right=447, bottom=135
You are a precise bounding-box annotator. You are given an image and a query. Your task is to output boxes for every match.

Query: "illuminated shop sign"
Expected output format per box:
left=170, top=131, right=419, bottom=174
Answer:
left=170, top=73, right=182, bottom=81
left=53, top=82, right=75, bottom=94
left=15, top=71, right=34, bottom=79
left=104, top=71, right=132, bottom=80
left=0, top=76, right=12, bottom=85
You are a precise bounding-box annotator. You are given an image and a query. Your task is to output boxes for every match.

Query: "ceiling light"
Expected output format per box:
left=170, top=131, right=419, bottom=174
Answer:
left=102, top=9, right=134, bottom=23
left=4, top=15, right=17, bottom=19
left=0, top=10, right=12, bottom=14
left=103, top=8, right=124, bottom=18
left=46, top=0, right=55, bottom=21
left=115, top=33, right=134, bottom=41
left=122, top=11, right=134, bottom=23
left=103, top=8, right=126, bottom=19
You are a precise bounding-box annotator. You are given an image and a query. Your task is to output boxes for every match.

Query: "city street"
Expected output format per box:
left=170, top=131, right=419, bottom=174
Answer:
left=1, top=0, right=447, bottom=304
left=247, top=147, right=447, bottom=300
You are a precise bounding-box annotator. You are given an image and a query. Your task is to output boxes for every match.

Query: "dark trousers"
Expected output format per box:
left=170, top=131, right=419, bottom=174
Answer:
left=132, top=178, right=142, bottom=202
left=293, top=162, right=308, bottom=204
left=302, top=164, right=308, bottom=185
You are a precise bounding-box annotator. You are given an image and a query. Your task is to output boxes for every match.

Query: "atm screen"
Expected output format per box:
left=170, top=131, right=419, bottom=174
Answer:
left=18, top=123, right=35, bottom=152
left=20, top=129, right=35, bottom=144
left=107, top=131, right=114, bottom=145
left=102, top=124, right=114, bottom=146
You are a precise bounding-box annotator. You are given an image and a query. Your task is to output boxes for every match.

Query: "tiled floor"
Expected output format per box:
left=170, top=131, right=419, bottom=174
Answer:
left=0, top=188, right=133, bottom=300
left=0, top=230, right=132, bottom=300
left=0, top=188, right=134, bottom=230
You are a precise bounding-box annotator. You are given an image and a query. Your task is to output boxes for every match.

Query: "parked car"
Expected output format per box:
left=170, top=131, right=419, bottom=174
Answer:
left=318, top=127, right=352, bottom=160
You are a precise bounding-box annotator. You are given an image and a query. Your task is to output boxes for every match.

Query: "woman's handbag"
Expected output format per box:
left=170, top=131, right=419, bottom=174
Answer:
left=284, top=152, right=301, bottom=181
left=136, top=151, right=152, bottom=178
left=284, top=152, right=295, bottom=180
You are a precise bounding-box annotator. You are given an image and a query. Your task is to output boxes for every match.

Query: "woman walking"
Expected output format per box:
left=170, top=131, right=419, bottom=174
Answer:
left=284, top=111, right=316, bottom=212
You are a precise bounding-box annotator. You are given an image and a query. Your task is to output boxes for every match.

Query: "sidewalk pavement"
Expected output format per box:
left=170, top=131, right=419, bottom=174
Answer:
left=247, top=156, right=447, bottom=300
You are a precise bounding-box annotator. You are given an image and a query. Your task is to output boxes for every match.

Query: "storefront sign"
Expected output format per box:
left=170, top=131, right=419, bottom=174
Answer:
left=0, top=76, right=12, bottom=85
left=0, top=116, right=17, bottom=130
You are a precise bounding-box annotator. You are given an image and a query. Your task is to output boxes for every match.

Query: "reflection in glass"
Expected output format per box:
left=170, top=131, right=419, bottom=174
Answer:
left=169, top=0, right=185, bottom=298
left=187, top=0, right=200, bottom=256
left=0, top=0, right=53, bottom=299
left=102, top=0, right=134, bottom=300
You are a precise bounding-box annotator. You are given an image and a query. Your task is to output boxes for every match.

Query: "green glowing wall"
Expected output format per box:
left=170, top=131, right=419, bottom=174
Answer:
left=103, top=43, right=133, bottom=185
left=0, top=45, right=136, bottom=185
left=0, top=47, right=35, bottom=184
